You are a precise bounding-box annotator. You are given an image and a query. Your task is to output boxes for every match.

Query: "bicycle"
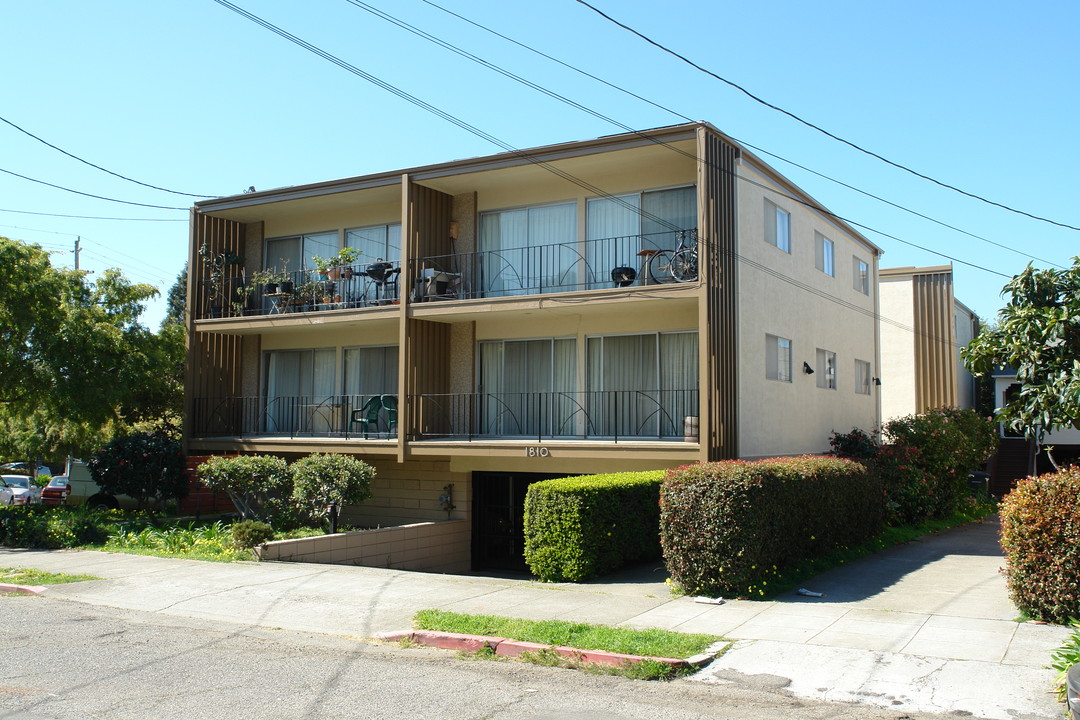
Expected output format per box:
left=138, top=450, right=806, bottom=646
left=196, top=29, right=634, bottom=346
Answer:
left=643, top=230, right=698, bottom=284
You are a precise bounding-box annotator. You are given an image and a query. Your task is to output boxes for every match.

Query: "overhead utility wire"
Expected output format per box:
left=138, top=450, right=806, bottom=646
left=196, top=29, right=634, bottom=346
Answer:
left=0, top=208, right=186, bottom=221
left=0, top=167, right=188, bottom=211
left=219, top=2, right=971, bottom=347
left=337, top=0, right=1010, bottom=278
left=0, top=115, right=212, bottom=198
left=414, top=0, right=1062, bottom=269
left=212, top=0, right=1010, bottom=332
left=574, top=0, right=1080, bottom=234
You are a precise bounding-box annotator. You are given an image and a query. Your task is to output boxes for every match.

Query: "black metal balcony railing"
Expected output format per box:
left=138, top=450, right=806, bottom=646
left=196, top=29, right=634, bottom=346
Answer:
left=199, top=262, right=401, bottom=319
left=191, top=394, right=397, bottom=439
left=190, top=390, right=700, bottom=443
left=418, top=229, right=697, bottom=301
left=409, top=389, right=699, bottom=442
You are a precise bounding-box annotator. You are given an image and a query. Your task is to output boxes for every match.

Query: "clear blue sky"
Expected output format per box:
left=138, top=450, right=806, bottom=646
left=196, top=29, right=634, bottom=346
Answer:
left=3, top=0, right=1077, bottom=329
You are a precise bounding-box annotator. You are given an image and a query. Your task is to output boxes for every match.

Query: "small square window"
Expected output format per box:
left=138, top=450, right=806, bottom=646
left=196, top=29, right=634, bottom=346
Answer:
left=855, top=359, right=872, bottom=395
left=815, top=233, right=834, bottom=276
left=765, top=200, right=791, bottom=253
left=853, top=256, right=870, bottom=295
left=816, top=348, right=837, bottom=389
left=766, top=334, right=792, bottom=382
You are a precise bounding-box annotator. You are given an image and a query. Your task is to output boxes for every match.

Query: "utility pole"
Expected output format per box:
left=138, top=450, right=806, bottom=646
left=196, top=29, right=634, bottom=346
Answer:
left=74, top=236, right=81, bottom=270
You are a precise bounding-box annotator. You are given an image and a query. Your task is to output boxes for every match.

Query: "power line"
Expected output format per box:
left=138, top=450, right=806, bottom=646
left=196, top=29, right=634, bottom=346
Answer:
left=0, top=167, right=188, bottom=211
left=348, top=0, right=1043, bottom=272
left=0, top=207, right=186, bottom=221
left=572, top=0, right=1080, bottom=234
left=218, top=0, right=1010, bottom=279
left=0, top=114, right=213, bottom=198
left=80, top=238, right=178, bottom=280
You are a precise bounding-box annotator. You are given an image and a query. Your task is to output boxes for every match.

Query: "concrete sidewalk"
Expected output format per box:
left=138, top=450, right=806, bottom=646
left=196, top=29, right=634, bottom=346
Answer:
left=0, top=516, right=1067, bottom=719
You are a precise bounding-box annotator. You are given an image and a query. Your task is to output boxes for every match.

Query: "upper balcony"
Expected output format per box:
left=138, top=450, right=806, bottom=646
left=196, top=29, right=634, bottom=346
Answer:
left=192, top=229, right=698, bottom=323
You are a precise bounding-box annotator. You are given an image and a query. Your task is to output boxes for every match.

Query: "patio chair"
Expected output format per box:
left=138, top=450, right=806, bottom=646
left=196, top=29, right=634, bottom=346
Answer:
left=350, top=394, right=398, bottom=438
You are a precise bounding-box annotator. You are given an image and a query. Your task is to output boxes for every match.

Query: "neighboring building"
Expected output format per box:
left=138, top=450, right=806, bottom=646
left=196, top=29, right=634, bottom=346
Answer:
left=878, top=265, right=978, bottom=422
left=184, top=122, right=881, bottom=572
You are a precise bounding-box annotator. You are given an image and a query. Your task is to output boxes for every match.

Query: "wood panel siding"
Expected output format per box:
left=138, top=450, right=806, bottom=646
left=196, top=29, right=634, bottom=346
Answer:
left=186, top=212, right=246, bottom=447
left=912, top=271, right=958, bottom=412
left=404, top=318, right=451, bottom=441
left=699, top=127, right=740, bottom=460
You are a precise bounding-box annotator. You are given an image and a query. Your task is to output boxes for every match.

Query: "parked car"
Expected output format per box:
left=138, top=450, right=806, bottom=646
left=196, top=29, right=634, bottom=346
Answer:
left=1, top=475, right=41, bottom=506
left=1, top=462, right=52, bottom=477
left=41, top=476, right=72, bottom=506
left=58, top=460, right=137, bottom=510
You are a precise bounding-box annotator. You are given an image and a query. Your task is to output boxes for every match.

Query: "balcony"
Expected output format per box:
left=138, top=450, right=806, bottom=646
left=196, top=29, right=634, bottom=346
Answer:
left=190, top=390, right=699, bottom=444
left=191, top=394, right=397, bottom=440
left=197, top=262, right=402, bottom=320
left=417, top=230, right=698, bottom=302
left=409, top=389, right=699, bottom=442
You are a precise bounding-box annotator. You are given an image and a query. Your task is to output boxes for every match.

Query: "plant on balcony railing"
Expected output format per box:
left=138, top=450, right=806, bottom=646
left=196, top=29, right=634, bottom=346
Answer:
left=198, top=242, right=244, bottom=317
left=312, top=247, right=361, bottom=280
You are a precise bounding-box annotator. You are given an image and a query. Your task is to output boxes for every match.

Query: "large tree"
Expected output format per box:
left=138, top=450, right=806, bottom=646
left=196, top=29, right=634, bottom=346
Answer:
left=962, top=258, right=1080, bottom=448
left=0, top=238, right=183, bottom=461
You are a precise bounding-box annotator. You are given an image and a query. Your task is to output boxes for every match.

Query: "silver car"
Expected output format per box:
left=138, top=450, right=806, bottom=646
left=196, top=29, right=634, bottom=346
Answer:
left=0, top=475, right=41, bottom=506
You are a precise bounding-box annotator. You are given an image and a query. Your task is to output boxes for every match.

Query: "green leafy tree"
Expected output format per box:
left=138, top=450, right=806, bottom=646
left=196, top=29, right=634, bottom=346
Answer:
left=162, top=263, right=187, bottom=329
left=0, top=238, right=183, bottom=461
left=963, top=260, right=1080, bottom=441
left=196, top=455, right=295, bottom=527
left=86, top=432, right=187, bottom=509
left=290, top=454, right=375, bottom=524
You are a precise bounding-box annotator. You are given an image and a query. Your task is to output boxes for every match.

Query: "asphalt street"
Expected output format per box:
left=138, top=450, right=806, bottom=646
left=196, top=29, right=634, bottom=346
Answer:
left=0, top=597, right=948, bottom=720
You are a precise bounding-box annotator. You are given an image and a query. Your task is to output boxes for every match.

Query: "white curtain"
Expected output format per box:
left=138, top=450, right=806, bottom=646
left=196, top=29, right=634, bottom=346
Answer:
left=346, top=225, right=401, bottom=304
left=480, top=203, right=575, bottom=296
left=479, top=338, right=576, bottom=436
left=586, top=194, right=639, bottom=288
left=264, top=349, right=335, bottom=434
left=642, top=186, right=696, bottom=253
left=344, top=345, right=398, bottom=434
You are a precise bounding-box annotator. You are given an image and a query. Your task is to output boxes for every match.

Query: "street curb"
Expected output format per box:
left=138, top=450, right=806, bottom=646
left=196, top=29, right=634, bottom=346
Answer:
left=0, top=583, right=46, bottom=595
left=373, top=630, right=713, bottom=670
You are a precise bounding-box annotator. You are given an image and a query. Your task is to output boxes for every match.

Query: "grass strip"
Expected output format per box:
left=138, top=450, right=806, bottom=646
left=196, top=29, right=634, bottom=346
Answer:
left=413, top=609, right=719, bottom=658
left=0, top=567, right=99, bottom=585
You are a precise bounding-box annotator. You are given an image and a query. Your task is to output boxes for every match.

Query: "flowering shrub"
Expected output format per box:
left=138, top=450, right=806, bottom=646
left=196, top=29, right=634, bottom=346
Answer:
left=524, top=471, right=666, bottom=582
left=87, top=432, right=187, bottom=509
left=660, top=457, right=881, bottom=597
left=1000, top=467, right=1080, bottom=624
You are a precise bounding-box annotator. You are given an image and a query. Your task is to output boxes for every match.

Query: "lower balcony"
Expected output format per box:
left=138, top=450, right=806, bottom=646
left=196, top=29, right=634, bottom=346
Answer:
left=409, top=390, right=699, bottom=443
left=190, top=395, right=398, bottom=440
left=190, top=390, right=699, bottom=444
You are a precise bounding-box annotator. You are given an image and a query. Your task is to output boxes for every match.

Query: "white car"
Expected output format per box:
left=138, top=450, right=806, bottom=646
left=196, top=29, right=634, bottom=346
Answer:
left=0, top=474, right=41, bottom=506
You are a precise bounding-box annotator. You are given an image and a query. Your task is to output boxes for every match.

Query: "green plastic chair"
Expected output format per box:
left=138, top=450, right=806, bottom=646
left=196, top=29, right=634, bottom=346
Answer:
left=350, top=395, right=398, bottom=438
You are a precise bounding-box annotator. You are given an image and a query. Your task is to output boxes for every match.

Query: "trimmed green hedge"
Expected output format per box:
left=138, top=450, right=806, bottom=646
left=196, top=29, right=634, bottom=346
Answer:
left=660, top=456, right=881, bottom=597
left=1000, top=467, right=1080, bottom=624
left=524, top=471, right=666, bottom=582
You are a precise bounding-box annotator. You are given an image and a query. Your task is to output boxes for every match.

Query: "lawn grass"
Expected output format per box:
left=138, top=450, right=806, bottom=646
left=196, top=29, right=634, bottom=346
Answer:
left=413, top=609, right=720, bottom=658
left=0, top=567, right=99, bottom=585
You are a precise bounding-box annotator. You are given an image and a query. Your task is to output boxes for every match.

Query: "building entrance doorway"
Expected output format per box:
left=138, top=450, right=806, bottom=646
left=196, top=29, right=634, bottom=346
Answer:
left=472, top=471, right=566, bottom=571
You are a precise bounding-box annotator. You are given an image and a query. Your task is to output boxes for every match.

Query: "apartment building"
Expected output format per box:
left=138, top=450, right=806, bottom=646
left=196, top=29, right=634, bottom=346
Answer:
left=185, top=122, right=881, bottom=572
left=878, top=265, right=978, bottom=422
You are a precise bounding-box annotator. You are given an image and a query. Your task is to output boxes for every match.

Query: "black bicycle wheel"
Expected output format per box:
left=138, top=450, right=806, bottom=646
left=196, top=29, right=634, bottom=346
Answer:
left=647, top=250, right=677, bottom=284
left=669, top=250, right=698, bottom=282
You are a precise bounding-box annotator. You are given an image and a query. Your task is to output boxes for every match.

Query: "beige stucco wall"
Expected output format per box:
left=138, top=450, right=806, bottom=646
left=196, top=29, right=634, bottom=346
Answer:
left=954, top=302, right=977, bottom=410
left=255, top=519, right=469, bottom=573
left=735, top=160, right=879, bottom=457
left=878, top=275, right=918, bottom=421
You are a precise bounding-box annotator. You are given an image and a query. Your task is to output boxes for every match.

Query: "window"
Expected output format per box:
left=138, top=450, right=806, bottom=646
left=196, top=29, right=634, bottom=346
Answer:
left=816, top=348, right=837, bottom=389
left=764, top=200, right=791, bottom=253
left=265, top=231, right=338, bottom=274
left=853, top=256, right=870, bottom=295
left=478, top=338, right=577, bottom=436
left=263, top=348, right=336, bottom=434
left=346, top=224, right=401, bottom=266
left=586, top=186, right=697, bottom=287
left=766, top=334, right=792, bottom=382
left=854, top=359, right=872, bottom=395
left=586, top=331, right=698, bottom=437
left=815, top=232, right=834, bottom=276
left=480, top=202, right=577, bottom=296
left=344, top=345, right=398, bottom=435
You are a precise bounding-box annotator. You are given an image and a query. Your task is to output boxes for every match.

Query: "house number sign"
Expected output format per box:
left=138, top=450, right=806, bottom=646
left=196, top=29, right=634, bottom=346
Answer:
left=525, top=447, right=551, bottom=457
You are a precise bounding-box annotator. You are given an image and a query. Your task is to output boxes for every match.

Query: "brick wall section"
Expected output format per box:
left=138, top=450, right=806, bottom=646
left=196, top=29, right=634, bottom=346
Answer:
left=255, top=519, right=469, bottom=573
left=179, top=455, right=237, bottom=515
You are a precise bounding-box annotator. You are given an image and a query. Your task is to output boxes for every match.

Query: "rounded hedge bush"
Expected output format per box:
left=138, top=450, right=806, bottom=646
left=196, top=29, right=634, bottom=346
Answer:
left=1000, top=467, right=1080, bottom=624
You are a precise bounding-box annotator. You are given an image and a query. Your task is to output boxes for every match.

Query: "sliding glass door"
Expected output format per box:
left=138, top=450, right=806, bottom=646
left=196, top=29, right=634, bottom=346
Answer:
left=263, top=349, right=336, bottom=434
left=478, top=338, right=577, bottom=436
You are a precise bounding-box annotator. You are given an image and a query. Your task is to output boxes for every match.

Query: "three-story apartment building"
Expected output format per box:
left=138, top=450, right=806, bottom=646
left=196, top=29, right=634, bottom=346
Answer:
left=185, top=122, right=881, bottom=571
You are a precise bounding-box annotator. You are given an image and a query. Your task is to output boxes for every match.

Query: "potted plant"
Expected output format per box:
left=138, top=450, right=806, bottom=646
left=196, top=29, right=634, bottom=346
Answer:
left=198, top=243, right=244, bottom=317
left=312, top=247, right=362, bottom=280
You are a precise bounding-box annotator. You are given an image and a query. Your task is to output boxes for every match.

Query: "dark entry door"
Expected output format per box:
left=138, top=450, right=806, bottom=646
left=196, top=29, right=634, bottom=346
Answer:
left=472, top=471, right=565, bottom=571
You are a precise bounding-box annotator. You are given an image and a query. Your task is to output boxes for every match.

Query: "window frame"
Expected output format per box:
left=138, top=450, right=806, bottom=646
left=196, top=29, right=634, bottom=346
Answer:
left=816, top=348, right=837, bottom=390
left=853, top=256, right=870, bottom=295
left=815, top=232, right=835, bottom=276
left=764, top=200, right=791, bottom=254
left=854, top=359, right=872, bottom=395
left=766, top=334, right=792, bottom=382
